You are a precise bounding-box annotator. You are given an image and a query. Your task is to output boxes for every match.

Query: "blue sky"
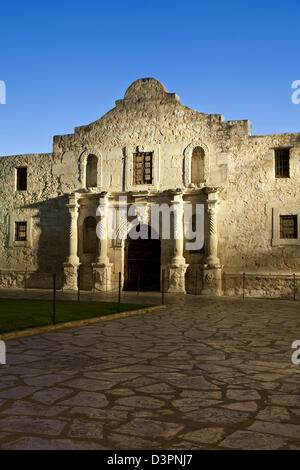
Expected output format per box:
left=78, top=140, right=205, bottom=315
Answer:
left=0, top=0, right=299, bottom=156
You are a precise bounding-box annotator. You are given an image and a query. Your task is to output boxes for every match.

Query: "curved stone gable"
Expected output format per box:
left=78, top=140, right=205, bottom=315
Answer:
left=124, top=77, right=168, bottom=102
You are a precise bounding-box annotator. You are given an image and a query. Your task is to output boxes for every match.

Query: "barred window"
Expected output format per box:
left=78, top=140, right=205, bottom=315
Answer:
left=16, top=167, right=27, bottom=191
left=280, top=215, right=297, bottom=239
left=15, top=222, right=27, bottom=241
left=275, top=149, right=290, bottom=178
left=133, top=152, right=153, bottom=185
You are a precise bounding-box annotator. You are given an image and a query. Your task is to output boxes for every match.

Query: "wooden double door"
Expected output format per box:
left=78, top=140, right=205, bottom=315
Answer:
left=125, top=234, right=161, bottom=291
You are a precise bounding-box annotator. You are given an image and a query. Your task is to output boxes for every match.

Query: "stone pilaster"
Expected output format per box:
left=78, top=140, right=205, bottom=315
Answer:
left=167, top=191, right=188, bottom=293
left=201, top=187, right=222, bottom=296
left=93, top=192, right=113, bottom=291
left=62, top=194, right=80, bottom=290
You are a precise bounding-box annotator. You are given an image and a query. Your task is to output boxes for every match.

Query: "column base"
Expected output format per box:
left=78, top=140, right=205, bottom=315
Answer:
left=62, top=262, right=80, bottom=291
left=92, top=263, right=113, bottom=292
left=201, top=265, right=222, bottom=296
left=167, top=263, right=189, bottom=294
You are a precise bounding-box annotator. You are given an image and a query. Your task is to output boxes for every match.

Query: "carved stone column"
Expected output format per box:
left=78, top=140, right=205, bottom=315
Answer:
left=201, top=187, right=222, bottom=296
left=93, top=192, right=113, bottom=291
left=167, top=191, right=188, bottom=293
left=62, top=194, right=80, bottom=290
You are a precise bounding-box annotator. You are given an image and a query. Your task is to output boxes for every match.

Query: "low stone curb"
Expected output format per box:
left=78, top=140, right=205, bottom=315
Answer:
left=0, top=304, right=167, bottom=341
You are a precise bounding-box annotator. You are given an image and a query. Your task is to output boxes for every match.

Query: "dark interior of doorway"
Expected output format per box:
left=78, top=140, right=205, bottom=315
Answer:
left=124, top=225, right=161, bottom=291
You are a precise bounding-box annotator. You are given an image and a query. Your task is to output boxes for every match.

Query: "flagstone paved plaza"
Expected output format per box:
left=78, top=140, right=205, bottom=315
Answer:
left=0, top=295, right=300, bottom=450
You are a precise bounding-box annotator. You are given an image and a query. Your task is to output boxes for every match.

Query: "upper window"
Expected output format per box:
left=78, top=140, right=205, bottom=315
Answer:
left=280, top=215, right=297, bottom=239
left=133, top=152, right=153, bottom=185
left=15, top=221, right=27, bottom=241
left=275, top=148, right=290, bottom=178
left=16, top=167, right=27, bottom=191
left=86, top=155, right=98, bottom=188
left=191, top=147, right=205, bottom=184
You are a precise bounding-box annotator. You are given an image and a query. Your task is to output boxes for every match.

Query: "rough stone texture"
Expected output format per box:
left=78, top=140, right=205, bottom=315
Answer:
left=1, top=78, right=299, bottom=295
left=220, top=430, right=287, bottom=450
left=0, top=296, right=299, bottom=450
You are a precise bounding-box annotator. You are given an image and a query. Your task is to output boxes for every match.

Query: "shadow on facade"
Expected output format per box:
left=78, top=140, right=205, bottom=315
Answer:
left=22, top=195, right=69, bottom=289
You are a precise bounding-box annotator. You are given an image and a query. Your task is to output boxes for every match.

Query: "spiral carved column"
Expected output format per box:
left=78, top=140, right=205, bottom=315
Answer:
left=201, top=187, right=222, bottom=296
left=62, top=194, right=80, bottom=290
left=172, top=202, right=185, bottom=265
left=96, top=193, right=110, bottom=265
left=167, top=191, right=189, bottom=294
left=93, top=192, right=113, bottom=291
left=206, top=206, right=220, bottom=267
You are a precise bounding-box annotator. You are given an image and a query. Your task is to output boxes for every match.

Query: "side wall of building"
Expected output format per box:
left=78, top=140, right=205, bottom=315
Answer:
left=217, top=133, right=300, bottom=297
left=0, top=153, right=69, bottom=287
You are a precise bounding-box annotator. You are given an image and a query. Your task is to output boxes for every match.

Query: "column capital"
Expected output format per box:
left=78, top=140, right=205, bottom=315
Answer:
left=203, top=186, right=219, bottom=195
left=206, top=204, right=218, bottom=215
left=170, top=192, right=184, bottom=205
left=203, top=187, right=219, bottom=203
left=66, top=204, right=79, bottom=221
left=98, top=191, right=110, bottom=203
left=96, top=193, right=111, bottom=220
left=66, top=202, right=79, bottom=210
left=66, top=194, right=79, bottom=212
left=67, top=192, right=79, bottom=203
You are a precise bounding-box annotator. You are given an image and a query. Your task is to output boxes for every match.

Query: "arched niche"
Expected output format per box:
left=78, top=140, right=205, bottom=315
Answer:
left=86, top=154, right=98, bottom=188
left=78, top=150, right=102, bottom=189
left=191, top=146, right=205, bottom=184
left=183, top=141, right=210, bottom=187
left=83, top=216, right=97, bottom=254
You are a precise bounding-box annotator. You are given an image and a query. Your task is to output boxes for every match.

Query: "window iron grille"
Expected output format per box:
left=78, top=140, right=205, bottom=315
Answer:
left=280, top=215, right=297, bottom=239
left=133, top=152, right=153, bottom=185
left=275, top=149, right=290, bottom=178
left=15, top=222, right=27, bottom=241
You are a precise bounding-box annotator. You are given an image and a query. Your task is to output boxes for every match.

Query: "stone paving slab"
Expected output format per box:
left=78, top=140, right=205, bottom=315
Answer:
left=0, top=295, right=300, bottom=449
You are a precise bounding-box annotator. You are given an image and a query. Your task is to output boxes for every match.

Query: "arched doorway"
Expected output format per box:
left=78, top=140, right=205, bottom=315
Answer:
left=124, top=224, right=161, bottom=291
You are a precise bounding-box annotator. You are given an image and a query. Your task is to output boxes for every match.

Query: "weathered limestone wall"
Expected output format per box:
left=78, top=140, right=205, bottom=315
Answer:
left=52, top=79, right=250, bottom=195
left=217, top=133, right=300, bottom=290
left=0, top=153, right=69, bottom=287
left=223, top=273, right=298, bottom=299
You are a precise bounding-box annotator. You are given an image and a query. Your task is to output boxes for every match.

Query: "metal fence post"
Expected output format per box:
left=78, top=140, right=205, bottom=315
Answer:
left=118, top=272, right=121, bottom=313
left=293, top=273, right=296, bottom=301
left=162, top=269, right=165, bottom=305
left=52, top=273, right=56, bottom=325
left=77, top=267, right=80, bottom=302
left=137, top=270, right=140, bottom=296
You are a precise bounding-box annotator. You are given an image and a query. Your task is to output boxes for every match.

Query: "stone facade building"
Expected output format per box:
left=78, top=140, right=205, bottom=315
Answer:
left=0, top=78, right=299, bottom=296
